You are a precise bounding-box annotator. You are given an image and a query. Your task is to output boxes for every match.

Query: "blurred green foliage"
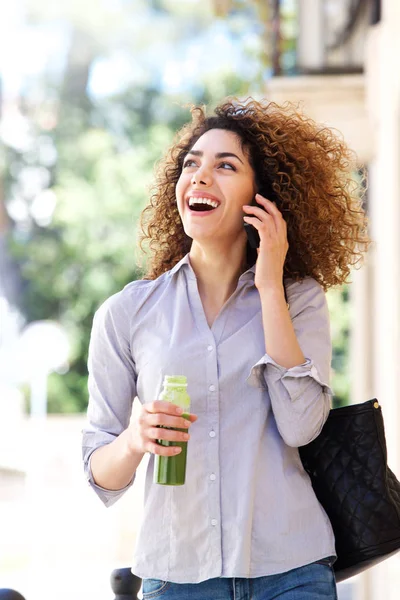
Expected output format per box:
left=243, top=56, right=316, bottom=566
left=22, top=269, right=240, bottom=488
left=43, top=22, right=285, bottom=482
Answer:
left=327, top=286, right=350, bottom=408
left=3, top=0, right=350, bottom=412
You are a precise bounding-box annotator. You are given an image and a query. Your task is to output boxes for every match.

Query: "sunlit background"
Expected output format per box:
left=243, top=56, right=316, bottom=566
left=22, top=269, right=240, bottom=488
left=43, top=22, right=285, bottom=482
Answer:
left=0, top=1, right=399, bottom=599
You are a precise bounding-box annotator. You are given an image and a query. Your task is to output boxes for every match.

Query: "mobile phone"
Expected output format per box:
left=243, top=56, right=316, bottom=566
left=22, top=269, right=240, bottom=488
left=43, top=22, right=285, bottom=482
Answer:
left=244, top=178, right=278, bottom=249
left=243, top=213, right=261, bottom=249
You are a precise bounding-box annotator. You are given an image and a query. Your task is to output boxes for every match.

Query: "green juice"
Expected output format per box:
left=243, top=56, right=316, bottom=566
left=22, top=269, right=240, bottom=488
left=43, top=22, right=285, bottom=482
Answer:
left=153, top=376, right=191, bottom=486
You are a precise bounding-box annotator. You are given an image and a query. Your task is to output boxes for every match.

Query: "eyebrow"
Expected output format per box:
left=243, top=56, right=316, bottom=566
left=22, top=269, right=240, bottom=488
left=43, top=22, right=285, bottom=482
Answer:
left=186, top=150, right=244, bottom=165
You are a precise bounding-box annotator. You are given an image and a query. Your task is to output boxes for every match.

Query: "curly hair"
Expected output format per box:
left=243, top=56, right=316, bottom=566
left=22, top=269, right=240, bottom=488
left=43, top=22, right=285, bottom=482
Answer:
left=139, top=97, right=370, bottom=290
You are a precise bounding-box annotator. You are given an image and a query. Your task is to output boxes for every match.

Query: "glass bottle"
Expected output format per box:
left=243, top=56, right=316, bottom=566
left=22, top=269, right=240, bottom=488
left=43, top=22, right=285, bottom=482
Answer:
left=153, top=375, right=191, bottom=485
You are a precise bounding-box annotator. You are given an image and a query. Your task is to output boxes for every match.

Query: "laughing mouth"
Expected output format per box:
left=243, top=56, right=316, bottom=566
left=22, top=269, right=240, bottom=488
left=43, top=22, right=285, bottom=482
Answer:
left=187, top=196, right=220, bottom=212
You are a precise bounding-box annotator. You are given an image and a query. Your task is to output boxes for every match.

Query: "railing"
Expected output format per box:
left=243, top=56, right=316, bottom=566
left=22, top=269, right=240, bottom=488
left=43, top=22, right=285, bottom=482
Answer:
left=213, top=0, right=381, bottom=76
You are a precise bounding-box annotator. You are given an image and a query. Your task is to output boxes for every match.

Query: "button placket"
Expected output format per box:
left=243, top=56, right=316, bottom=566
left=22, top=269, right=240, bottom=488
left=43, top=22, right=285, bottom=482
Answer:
left=183, top=270, right=223, bottom=574
left=205, top=340, right=221, bottom=564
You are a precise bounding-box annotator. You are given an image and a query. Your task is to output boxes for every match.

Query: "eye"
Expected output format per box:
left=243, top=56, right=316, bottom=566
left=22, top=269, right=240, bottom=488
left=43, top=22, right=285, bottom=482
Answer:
left=183, top=159, right=197, bottom=168
left=218, top=162, right=236, bottom=171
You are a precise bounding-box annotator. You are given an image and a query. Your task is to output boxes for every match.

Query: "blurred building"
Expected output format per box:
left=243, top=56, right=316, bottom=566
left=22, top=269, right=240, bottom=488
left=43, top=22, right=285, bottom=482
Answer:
left=264, top=1, right=400, bottom=598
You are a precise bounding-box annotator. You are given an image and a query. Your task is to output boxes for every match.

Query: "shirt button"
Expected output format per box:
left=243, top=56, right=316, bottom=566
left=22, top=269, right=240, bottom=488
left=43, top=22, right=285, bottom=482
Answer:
left=209, top=474, right=216, bottom=481
left=209, top=431, right=216, bottom=438
left=209, top=384, right=216, bottom=392
left=211, top=519, right=218, bottom=526
left=207, top=345, right=213, bottom=352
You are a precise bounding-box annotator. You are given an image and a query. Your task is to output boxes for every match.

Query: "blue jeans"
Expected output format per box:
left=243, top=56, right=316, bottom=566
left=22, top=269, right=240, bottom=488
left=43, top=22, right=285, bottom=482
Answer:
left=142, top=561, right=338, bottom=599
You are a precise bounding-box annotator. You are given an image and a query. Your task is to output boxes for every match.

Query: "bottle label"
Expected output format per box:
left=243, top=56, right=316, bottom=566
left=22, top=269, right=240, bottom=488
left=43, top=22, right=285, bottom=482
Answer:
left=159, top=375, right=190, bottom=411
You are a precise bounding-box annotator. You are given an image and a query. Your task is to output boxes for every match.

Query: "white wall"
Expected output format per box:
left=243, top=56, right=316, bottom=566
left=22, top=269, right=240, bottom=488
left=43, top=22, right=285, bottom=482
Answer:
left=357, top=2, right=400, bottom=596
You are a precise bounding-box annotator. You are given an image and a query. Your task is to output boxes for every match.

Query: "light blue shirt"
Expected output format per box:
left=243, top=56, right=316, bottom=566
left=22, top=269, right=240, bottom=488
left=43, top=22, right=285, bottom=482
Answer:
left=82, top=254, right=336, bottom=583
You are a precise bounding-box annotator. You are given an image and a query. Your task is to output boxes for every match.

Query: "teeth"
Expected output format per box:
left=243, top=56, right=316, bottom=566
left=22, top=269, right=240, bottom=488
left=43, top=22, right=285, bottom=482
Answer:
left=188, top=197, right=219, bottom=209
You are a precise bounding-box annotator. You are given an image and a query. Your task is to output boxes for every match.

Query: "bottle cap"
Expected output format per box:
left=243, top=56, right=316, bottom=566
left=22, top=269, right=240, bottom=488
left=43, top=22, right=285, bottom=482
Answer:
left=163, top=375, right=187, bottom=387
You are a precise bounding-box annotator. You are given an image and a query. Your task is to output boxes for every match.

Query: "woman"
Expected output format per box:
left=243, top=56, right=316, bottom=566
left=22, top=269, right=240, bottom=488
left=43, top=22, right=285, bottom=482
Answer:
left=82, top=98, right=369, bottom=599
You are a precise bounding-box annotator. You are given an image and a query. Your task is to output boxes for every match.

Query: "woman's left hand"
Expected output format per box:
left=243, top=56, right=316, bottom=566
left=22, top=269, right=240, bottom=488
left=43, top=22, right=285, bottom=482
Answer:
left=243, top=194, right=289, bottom=292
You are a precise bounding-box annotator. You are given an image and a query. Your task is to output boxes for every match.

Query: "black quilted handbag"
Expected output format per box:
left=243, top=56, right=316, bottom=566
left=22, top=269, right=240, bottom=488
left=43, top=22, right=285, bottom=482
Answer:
left=299, top=399, right=400, bottom=583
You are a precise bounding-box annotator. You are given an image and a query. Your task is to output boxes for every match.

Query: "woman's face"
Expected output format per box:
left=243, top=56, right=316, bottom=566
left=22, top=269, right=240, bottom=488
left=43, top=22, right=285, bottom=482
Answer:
left=176, top=128, right=257, bottom=246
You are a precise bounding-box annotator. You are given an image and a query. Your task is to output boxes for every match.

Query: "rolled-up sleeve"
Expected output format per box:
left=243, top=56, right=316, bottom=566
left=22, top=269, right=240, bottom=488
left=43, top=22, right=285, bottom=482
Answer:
left=82, top=292, right=137, bottom=506
left=247, top=277, right=333, bottom=447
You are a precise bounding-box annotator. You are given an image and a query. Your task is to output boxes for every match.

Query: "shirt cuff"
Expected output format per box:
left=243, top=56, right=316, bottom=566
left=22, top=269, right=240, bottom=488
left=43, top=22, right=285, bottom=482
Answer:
left=247, top=354, right=333, bottom=397
left=85, top=451, right=135, bottom=507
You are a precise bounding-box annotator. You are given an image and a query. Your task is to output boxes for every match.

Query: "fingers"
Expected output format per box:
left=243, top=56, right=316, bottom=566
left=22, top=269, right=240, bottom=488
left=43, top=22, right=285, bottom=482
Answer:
left=145, top=424, right=188, bottom=456
left=146, top=400, right=185, bottom=416
left=146, top=409, right=195, bottom=430
left=262, top=196, right=287, bottom=236
left=147, top=440, right=183, bottom=456
left=137, top=401, right=197, bottom=457
left=243, top=205, right=274, bottom=224
left=148, top=426, right=190, bottom=443
left=255, top=193, right=284, bottom=218
left=243, top=202, right=287, bottom=249
left=243, top=194, right=287, bottom=234
left=186, top=413, right=198, bottom=423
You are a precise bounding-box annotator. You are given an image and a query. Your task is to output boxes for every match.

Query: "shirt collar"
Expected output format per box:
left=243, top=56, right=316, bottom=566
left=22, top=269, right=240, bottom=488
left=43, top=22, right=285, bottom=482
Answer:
left=169, top=253, right=256, bottom=282
left=169, top=254, right=195, bottom=278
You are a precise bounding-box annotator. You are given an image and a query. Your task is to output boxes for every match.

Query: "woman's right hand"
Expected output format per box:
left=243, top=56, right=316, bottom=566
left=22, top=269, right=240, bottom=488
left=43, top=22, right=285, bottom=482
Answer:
left=127, top=401, right=198, bottom=456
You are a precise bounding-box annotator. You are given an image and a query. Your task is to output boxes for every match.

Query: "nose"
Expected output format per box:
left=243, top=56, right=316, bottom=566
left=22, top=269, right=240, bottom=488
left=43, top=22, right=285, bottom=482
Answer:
left=191, top=164, right=212, bottom=187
